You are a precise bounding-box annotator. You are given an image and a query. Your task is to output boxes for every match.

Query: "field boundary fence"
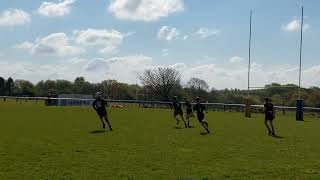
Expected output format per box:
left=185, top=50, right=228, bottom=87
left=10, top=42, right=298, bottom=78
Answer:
left=1, top=96, right=320, bottom=117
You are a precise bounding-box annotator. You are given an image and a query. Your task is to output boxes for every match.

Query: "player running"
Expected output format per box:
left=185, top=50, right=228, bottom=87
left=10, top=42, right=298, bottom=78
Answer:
left=193, top=97, right=210, bottom=134
left=92, top=92, right=113, bottom=131
left=172, top=96, right=187, bottom=128
left=264, top=97, right=276, bottom=136
left=184, top=98, right=193, bottom=128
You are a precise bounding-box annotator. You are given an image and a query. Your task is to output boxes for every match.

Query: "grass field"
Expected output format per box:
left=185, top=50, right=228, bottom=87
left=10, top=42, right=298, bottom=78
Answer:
left=1, top=100, right=320, bottom=180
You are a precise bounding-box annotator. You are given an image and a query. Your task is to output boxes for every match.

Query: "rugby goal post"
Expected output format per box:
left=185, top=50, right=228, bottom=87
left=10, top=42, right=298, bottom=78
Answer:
left=245, top=7, right=305, bottom=121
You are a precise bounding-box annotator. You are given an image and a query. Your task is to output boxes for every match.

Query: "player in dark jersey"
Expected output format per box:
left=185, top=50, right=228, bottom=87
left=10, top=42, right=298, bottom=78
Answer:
left=264, top=97, right=275, bottom=136
left=184, top=98, right=193, bottom=128
left=172, top=96, right=187, bottom=128
left=92, top=92, right=113, bottom=131
left=193, top=97, right=210, bottom=134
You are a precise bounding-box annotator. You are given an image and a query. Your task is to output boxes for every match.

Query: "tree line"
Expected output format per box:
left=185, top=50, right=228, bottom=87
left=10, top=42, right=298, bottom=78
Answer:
left=1, top=67, right=319, bottom=107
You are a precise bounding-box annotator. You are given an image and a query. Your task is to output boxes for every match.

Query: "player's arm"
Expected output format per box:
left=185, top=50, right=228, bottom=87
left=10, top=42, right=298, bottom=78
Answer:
left=103, top=99, right=109, bottom=107
left=204, top=104, right=208, bottom=113
left=92, top=101, right=97, bottom=111
left=272, top=104, right=275, bottom=116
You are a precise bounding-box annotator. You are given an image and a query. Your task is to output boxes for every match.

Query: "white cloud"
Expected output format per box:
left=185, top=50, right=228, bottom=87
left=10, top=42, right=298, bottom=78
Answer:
left=73, top=28, right=125, bottom=54
left=108, top=55, right=153, bottom=66
left=14, top=42, right=34, bottom=49
left=0, top=9, right=31, bottom=27
left=15, top=33, right=83, bottom=56
left=162, top=49, right=169, bottom=56
left=38, top=0, right=76, bottom=17
left=282, top=19, right=309, bottom=32
left=170, top=63, right=187, bottom=70
left=108, top=0, right=184, bottom=22
left=84, top=58, right=110, bottom=72
left=182, top=35, right=189, bottom=40
left=158, top=26, right=180, bottom=41
left=0, top=55, right=153, bottom=83
left=194, top=27, right=220, bottom=38
left=2, top=55, right=320, bottom=90
left=229, top=56, right=244, bottom=64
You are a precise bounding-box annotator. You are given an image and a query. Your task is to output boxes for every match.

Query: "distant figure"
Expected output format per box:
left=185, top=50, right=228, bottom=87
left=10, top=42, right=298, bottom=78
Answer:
left=172, top=96, right=187, bottom=128
left=92, top=92, right=112, bottom=131
left=264, top=97, right=275, bottom=136
left=46, top=92, right=52, bottom=106
left=184, top=97, right=193, bottom=128
left=193, top=97, right=210, bottom=134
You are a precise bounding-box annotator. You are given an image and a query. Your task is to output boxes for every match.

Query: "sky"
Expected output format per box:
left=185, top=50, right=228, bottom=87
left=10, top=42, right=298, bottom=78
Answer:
left=0, top=0, right=319, bottom=89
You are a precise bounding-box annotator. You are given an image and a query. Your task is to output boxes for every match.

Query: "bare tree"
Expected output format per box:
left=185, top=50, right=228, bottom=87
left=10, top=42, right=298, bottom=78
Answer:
left=140, top=67, right=181, bottom=101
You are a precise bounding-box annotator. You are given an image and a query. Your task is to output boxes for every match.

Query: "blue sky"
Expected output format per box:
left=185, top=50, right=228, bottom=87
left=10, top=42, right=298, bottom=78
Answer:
left=0, top=0, right=319, bottom=89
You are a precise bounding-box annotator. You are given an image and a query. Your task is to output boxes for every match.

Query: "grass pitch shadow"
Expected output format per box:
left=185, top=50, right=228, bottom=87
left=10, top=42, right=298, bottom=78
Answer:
left=89, top=130, right=106, bottom=134
left=200, top=132, right=210, bottom=136
left=174, top=126, right=196, bottom=130
left=271, top=135, right=284, bottom=138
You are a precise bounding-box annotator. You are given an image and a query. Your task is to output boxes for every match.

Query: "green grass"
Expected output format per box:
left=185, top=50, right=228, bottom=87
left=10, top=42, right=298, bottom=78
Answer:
left=0, top=100, right=320, bottom=180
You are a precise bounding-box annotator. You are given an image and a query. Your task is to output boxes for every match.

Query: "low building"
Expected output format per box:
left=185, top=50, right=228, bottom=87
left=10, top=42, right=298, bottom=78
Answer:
left=57, top=94, right=93, bottom=106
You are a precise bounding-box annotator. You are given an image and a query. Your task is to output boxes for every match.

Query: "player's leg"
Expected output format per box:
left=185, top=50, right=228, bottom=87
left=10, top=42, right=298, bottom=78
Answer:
left=198, top=114, right=209, bottom=133
left=269, top=120, right=275, bottom=136
left=186, top=114, right=190, bottom=128
left=174, top=111, right=180, bottom=125
left=204, top=121, right=209, bottom=129
left=200, top=122, right=210, bottom=134
left=97, top=113, right=106, bottom=129
left=179, top=113, right=187, bottom=128
left=202, top=120, right=210, bottom=133
left=103, top=113, right=112, bottom=131
left=264, top=119, right=271, bottom=135
left=202, top=118, right=209, bottom=128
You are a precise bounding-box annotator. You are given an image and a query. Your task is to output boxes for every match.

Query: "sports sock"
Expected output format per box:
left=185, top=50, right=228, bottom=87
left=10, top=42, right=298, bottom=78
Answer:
left=204, top=122, right=208, bottom=127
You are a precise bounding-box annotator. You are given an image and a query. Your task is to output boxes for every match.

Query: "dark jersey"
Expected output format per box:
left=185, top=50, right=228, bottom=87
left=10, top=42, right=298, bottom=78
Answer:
left=264, top=102, right=274, bottom=113
left=92, top=98, right=108, bottom=111
left=185, top=101, right=192, bottom=110
left=185, top=101, right=192, bottom=114
left=264, top=102, right=275, bottom=120
left=172, top=100, right=182, bottom=112
left=193, top=103, right=206, bottom=116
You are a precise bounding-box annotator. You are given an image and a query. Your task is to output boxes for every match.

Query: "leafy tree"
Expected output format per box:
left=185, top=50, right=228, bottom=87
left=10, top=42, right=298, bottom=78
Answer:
left=187, top=77, right=209, bottom=92
left=14, top=80, right=35, bottom=96
left=56, top=80, right=73, bottom=94
left=0, top=77, right=5, bottom=95
left=185, top=77, right=209, bottom=100
left=5, top=77, right=14, bottom=96
left=140, top=67, right=181, bottom=101
left=1, top=74, right=320, bottom=108
left=35, top=80, right=57, bottom=96
left=101, top=80, right=119, bottom=99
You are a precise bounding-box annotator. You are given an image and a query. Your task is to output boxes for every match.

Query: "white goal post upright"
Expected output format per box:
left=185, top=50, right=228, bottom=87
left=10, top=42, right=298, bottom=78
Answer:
left=245, top=10, right=253, bottom=118
left=296, top=6, right=304, bottom=121
left=245, top=7, right=305, bottom=120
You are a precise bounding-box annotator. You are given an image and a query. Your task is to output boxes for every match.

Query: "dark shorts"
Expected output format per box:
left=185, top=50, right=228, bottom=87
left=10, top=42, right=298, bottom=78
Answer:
left=265, top=111, right=274, bottom=120
left=197, top=113, right=205, bottom=122
left=97, top=109, right=107, bottom=118
left=174, top=110, right=183, bottom=116
left=186, top=109, right=192, bottom=115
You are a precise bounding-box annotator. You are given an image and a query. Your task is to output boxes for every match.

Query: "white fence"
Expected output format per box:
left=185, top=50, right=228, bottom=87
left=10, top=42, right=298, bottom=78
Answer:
left=1, top=96, right=320, bottom=114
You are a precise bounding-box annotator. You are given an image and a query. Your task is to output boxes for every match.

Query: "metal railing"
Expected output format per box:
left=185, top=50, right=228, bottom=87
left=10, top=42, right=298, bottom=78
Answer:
left=1, top=96, right=320, bottom=114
